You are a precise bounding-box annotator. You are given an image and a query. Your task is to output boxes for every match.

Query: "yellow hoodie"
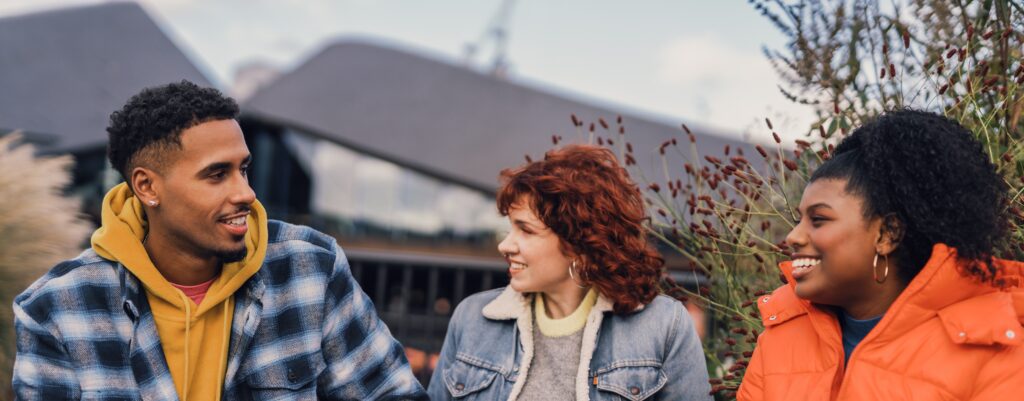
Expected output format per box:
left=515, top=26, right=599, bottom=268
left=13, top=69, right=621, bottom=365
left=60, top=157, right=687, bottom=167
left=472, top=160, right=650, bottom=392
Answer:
left=91, top=183, right=268, bottom=401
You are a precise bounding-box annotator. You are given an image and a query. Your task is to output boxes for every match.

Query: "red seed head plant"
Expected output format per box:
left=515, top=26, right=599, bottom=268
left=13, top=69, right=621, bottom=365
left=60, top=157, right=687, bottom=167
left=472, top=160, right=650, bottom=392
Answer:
left=559, top=2, right=1024, bottom=400
left=558, top=112, right=815, bottom=400
left=687, top=1, right=1024, bottom=398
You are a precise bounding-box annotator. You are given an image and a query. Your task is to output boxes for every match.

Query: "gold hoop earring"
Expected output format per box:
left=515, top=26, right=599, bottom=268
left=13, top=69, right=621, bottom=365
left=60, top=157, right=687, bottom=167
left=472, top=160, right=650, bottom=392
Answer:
left=568, top=260, right=587, bottom=289
left=873, top=253, right=889, bottom=284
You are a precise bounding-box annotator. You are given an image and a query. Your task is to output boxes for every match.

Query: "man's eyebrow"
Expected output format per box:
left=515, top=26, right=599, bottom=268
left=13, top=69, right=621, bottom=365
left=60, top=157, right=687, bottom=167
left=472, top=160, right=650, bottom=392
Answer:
left=197, top=161, right=231, bottom=176
left=196, top=155, right=251, bottom=177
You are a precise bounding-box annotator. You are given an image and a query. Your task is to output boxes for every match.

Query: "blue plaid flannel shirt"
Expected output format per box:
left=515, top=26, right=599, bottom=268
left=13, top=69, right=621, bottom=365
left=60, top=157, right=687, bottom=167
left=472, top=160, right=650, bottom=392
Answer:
left=13, top=220, right=428, bottom=400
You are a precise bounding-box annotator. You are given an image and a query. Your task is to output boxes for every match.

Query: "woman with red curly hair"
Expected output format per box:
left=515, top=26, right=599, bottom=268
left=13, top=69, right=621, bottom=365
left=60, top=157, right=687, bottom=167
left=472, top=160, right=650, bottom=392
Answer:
left=428, top=144, right=712, bottom=401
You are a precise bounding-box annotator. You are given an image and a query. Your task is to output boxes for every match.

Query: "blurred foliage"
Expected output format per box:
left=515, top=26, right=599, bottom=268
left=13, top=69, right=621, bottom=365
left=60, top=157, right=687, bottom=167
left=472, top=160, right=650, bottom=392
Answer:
left=0, top=133, right=92, bottom=398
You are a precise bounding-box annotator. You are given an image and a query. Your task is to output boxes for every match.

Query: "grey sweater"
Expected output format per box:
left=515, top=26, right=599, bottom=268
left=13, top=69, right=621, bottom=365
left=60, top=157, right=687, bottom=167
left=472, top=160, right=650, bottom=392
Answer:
left=517, top=315, right=585, bottom=400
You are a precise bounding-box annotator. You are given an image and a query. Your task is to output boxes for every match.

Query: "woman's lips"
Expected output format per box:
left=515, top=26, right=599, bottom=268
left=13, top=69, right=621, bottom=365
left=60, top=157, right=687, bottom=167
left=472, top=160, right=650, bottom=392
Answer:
left=509, top=261, right=527, bottom=277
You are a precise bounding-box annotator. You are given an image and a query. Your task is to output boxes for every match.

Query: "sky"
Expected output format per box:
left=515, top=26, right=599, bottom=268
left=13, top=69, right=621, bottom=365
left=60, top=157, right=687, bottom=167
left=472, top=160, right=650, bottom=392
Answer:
left=0, top=0, right=816, bottom=142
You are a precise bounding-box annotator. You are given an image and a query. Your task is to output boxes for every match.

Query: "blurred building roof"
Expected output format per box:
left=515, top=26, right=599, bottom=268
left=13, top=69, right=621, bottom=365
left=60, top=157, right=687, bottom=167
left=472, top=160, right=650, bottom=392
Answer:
left=244, top=40, right=751, bottom=193
left=0, top=2, right=211, bottom=153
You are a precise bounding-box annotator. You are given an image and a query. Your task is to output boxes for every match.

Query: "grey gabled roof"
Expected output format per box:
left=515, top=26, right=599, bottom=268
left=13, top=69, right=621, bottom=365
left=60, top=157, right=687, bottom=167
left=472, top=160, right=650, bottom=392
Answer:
left=244, top=39, right=750, bottom=193
left=0, top=2, right=212, bottom=153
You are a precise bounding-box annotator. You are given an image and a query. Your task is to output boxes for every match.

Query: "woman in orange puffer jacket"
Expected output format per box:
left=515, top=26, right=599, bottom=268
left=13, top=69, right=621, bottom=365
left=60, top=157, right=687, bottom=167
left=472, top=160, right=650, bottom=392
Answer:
left=738, top=110, right=1024, bottom=401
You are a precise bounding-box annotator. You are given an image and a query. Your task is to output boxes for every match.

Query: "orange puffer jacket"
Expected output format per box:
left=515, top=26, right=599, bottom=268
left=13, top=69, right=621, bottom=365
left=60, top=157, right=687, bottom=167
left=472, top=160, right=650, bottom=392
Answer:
left=738, top=244, right=1024, bottom=401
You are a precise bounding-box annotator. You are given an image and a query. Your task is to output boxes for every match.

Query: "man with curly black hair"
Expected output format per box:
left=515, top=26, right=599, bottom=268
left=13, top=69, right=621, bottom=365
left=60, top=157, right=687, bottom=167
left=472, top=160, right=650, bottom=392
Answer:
left=739, top=110, right=1024, bottom=400
left=13, top=80, right=428, bottom=400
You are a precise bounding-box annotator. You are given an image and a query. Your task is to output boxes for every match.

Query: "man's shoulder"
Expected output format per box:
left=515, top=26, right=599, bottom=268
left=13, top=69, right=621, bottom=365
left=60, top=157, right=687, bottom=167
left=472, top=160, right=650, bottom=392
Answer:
left=261, top=220, right=350, bottom=286
left=266, top=219, right=338, bottom=255
left=15, top=249, right=120, bottom=314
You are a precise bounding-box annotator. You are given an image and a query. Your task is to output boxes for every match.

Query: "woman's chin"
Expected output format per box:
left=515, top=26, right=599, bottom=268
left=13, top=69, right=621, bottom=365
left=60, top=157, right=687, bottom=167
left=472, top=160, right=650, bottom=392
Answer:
left=508, top=279, right=531, bottom=293
left=793, top=285, right=840, bottom=308
left=793, top=282, right=819, bottom=301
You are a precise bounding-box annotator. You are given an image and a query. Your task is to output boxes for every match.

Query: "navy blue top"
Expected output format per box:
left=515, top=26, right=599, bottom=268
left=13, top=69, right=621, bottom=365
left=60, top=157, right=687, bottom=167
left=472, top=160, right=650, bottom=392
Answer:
left=839, top=311, right=883, bottom=363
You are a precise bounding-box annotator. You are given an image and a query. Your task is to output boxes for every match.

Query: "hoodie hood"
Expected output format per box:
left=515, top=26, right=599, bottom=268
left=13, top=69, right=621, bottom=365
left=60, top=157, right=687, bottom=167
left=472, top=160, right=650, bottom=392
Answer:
left=91, top=182, right=268, bottom=314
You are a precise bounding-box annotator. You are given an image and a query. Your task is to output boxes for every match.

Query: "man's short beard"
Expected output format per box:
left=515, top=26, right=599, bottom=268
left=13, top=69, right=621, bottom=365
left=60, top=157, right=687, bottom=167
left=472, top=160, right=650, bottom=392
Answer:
left=218, top=247, right=248, bottom=264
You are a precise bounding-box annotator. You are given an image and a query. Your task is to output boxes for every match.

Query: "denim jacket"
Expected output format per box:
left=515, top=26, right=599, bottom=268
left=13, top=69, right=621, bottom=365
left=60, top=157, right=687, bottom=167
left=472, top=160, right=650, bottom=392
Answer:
left=427, top=286, right=712, bottom=401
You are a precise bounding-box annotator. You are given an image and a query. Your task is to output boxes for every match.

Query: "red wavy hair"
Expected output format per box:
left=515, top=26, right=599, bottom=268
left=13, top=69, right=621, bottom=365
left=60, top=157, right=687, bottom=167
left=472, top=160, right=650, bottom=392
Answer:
left=497, top=144, right=664, bottom=314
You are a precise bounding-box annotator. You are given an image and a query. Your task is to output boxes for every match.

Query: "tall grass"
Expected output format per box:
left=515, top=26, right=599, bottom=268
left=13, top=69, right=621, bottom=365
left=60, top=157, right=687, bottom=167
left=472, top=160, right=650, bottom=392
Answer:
left=0, top=133, right=92, bottom=398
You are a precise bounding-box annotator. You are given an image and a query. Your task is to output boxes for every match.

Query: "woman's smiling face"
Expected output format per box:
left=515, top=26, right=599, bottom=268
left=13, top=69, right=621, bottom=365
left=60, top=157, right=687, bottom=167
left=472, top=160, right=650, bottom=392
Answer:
left=496, top=198, right=576, bottom=295
left=785, top=178, right=886, bottom=307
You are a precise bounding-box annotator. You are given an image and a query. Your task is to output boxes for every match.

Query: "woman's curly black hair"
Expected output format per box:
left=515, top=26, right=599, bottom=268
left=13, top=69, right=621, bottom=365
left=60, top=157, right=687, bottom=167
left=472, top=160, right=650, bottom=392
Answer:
left=106, top=80, right=239, bottom=182
left=811, top=109, right=1008, bottom=285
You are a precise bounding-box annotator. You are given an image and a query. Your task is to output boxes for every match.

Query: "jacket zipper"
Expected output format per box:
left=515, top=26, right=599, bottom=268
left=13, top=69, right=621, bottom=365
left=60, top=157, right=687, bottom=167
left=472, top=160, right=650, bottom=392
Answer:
left=824, top=311, right=846, bottom=401
left=833, top=312, right=884, bottom=400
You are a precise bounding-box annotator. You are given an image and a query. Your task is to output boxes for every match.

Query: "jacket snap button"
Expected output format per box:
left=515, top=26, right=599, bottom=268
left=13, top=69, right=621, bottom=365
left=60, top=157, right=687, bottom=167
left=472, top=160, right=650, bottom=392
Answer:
left=762, top=296, right=770, bottom=303
left=1008, top=330, right=1017, bottom=339
left=630, top=386, right=641, bottom=395
left=287, top=369, right=298, bottom=382
left=768, top=315, right=777, bottom=321
left=455, top=383, right=465, bottom=391
left=958, top=332, right=966, bottom=338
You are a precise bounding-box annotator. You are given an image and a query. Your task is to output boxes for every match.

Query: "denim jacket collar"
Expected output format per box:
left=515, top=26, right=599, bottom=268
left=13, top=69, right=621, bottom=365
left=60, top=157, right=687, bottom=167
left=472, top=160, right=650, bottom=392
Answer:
left=481, top=286, right=622, bottom=321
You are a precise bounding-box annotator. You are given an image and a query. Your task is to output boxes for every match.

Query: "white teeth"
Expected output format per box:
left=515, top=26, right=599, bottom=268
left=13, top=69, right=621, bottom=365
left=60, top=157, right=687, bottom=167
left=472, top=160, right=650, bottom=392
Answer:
left=223, top=216, right=246, bottom=226
left=510, top=262, right=528, bottom=270
left=792, top=258, right=821, bottom=268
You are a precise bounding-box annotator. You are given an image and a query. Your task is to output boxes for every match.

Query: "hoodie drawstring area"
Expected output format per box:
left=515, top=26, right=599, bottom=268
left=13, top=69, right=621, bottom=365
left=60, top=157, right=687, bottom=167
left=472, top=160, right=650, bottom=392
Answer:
left=175, top=289, right=232, bottom=401
left=216, top=299, right=231, bottom=401
left=177, top=291, right=192, bottom=401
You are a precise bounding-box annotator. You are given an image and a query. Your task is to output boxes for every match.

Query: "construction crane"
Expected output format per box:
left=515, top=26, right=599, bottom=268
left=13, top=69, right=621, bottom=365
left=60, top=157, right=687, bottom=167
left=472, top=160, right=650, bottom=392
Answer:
left=462, top=0, right=517, bottom=78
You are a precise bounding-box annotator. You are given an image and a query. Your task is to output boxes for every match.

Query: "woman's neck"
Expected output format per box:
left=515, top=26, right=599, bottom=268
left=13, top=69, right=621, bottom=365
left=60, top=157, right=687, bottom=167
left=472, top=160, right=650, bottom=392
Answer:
left=541, top=285, right=590, bottom=319
left=841, top=277, right=907, bottom=320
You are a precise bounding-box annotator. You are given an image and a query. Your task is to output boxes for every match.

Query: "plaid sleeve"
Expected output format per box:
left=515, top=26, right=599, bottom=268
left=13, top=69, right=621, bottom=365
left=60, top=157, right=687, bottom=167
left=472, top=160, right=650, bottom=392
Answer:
left=12, top=297, right=82, bottom=400
left=318, top=242, right=428, bottom=401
